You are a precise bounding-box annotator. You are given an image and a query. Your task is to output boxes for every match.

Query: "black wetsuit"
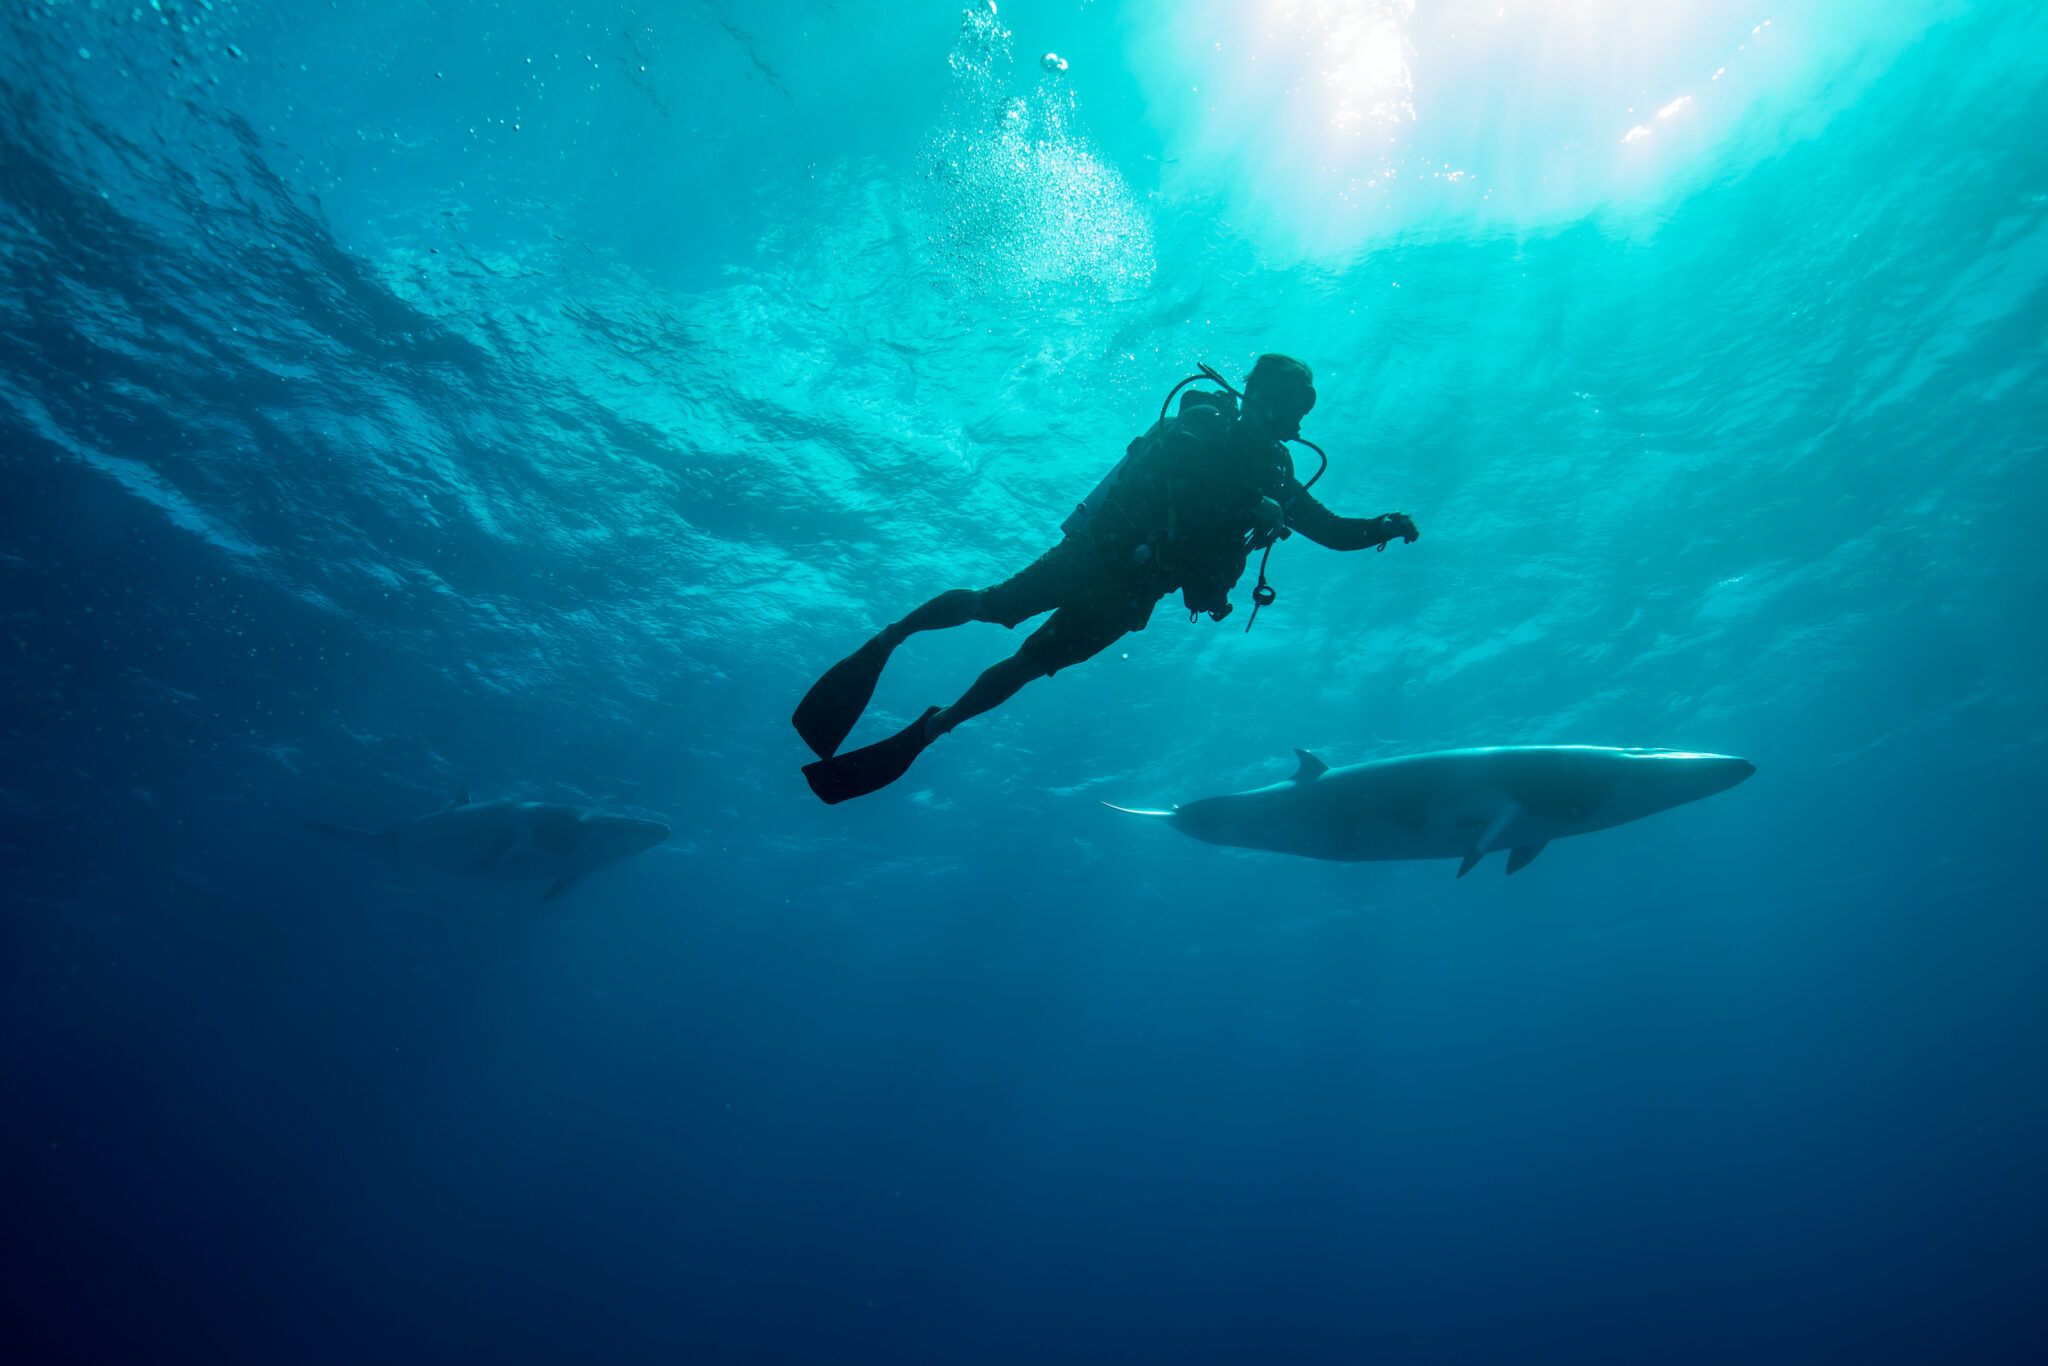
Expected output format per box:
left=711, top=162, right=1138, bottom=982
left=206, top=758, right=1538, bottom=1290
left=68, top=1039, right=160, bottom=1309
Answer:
left=792, top=390, right=1415, bottom=802
left=977, top=403, right=1398, bottom=672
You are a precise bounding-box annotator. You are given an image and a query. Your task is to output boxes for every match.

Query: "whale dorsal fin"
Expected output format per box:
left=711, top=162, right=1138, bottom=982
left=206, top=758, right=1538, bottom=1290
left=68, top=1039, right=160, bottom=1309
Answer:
left=1291, top=750, right=1329, bottom=782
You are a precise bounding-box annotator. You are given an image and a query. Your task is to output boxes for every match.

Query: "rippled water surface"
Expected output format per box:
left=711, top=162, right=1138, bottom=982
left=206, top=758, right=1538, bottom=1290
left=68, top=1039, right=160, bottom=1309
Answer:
left=5, top=2, right=2046, bottom=1361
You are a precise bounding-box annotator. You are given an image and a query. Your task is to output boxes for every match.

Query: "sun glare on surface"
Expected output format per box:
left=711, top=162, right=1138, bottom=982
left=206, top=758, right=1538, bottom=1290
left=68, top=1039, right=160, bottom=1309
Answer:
left=1268, top=0, right=1418, bottom=134
left=1132, top=0, right=1926, bottom=252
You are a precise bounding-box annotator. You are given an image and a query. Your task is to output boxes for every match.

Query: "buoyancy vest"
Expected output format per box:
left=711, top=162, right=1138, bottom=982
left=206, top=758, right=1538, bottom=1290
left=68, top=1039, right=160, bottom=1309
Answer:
left=1061, top=389, right=1296, bottom=619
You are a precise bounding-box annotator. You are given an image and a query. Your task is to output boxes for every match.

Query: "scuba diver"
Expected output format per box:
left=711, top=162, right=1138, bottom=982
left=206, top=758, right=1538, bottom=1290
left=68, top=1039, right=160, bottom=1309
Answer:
left=794, top=354, right=1419, bottom=804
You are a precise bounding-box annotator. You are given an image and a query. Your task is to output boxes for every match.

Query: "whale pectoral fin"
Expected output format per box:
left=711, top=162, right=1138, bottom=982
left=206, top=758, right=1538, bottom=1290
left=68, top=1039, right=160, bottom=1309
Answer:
left=472, top=828, right=519, bottom=872
left=1459, top=802, right=1522, bottom=878
left=1456, top=799, right=1525, bottom=879
left=1291, top=749, right=1329, bottom=782
left=543, top=874, right=580, bottom=902
left=1506, top=842, right=1548, bottom=875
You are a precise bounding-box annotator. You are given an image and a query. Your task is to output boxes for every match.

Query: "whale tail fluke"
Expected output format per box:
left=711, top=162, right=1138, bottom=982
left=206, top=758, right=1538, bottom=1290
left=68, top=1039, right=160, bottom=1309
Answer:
left=306, top=821, right=401, bottom=865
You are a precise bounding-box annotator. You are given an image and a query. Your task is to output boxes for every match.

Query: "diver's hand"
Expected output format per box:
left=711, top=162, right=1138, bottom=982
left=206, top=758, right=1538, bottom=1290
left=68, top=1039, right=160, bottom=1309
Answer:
left=1373, top=512, right=1419, bottom=550
left=1251, top=496, right=1286, bottom=542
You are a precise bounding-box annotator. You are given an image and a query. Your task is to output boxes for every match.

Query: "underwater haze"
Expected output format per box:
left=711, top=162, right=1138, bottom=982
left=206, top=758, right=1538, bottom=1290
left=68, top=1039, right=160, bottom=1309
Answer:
left=4, top=0, right=2046, bottom=1361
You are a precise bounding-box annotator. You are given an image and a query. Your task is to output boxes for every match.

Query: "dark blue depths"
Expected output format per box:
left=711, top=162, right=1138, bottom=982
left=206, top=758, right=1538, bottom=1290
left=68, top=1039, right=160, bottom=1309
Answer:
left=4, top=2, right=2047, bottom=1363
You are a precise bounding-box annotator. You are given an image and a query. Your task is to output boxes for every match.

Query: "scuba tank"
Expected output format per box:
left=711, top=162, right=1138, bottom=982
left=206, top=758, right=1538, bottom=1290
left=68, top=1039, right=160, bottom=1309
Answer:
left=1063, top=363, right=1333, bottom=632
left=1060, top=375, right=1237, bottom=542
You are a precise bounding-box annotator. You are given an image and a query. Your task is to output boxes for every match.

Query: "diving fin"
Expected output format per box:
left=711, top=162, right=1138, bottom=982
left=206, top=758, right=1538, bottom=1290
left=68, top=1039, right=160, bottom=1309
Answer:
left=803, top=707, right=940, bottom=805
left=793, top=634, right=897, bottom=760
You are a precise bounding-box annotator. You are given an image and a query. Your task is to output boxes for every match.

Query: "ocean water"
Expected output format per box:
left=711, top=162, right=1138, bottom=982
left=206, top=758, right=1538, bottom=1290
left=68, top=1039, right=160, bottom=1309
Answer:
left=4, top=0, right=2045, bottom=1360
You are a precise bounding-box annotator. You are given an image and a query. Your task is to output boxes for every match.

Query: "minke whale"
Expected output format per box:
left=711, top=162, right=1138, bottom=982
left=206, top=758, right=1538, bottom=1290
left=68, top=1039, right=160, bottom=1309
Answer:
left=1108, top=746, right=1755, bottom=877
left=308, top=792, right=670, bottom=900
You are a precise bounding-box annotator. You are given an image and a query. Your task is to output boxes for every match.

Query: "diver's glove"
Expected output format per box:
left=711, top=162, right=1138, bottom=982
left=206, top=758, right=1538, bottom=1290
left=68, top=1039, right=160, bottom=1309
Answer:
left=1371, top=512, right=1419, bottom=550
left=1249, top=495, right=1287, bottom=546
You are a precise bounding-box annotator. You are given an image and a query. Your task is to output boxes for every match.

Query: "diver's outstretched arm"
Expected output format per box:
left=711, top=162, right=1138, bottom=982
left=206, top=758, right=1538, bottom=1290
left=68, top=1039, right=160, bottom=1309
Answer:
left=1284, top=485, right=1419, bottom=552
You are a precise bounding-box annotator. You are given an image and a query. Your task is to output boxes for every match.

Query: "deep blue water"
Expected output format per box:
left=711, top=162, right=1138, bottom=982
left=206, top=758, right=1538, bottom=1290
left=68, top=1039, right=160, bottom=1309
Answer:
left=4, top=0, right=2046, bottom=1361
